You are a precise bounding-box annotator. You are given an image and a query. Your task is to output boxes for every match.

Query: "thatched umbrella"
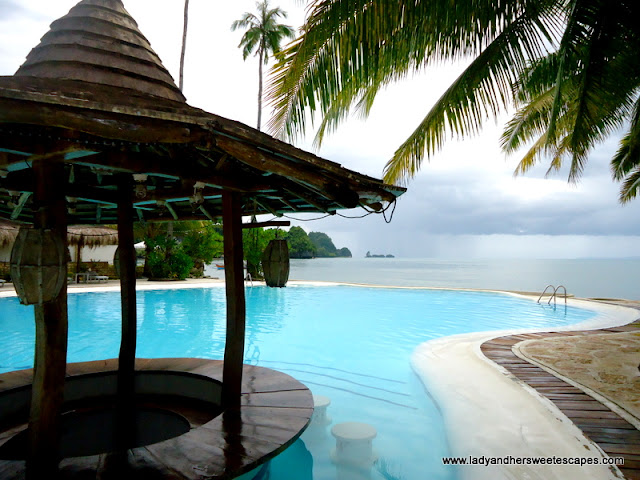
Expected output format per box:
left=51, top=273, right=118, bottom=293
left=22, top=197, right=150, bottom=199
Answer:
left=1, top=221, right=118, bottom=276
left=67, top=226, right=119, bottom=280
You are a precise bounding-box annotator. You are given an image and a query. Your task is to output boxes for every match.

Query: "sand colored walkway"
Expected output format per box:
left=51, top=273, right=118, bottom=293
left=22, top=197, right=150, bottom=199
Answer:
left=517, top=330, right=640, bottom=427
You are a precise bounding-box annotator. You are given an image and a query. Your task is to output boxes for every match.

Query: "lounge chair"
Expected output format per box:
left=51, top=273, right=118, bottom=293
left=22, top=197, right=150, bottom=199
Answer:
left=87, top=273, right=108, bottom=283
left=0, top=279, right=6, bottom=288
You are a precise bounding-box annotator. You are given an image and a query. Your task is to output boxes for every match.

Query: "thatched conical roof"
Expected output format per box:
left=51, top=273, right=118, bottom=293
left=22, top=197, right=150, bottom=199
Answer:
left=0, top=0, right=404, bottom=225
left=15, top=0, right=185, bottom=102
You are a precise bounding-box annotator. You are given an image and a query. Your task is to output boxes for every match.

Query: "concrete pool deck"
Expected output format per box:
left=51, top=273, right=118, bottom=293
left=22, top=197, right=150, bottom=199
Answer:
left=1, top=280, right=638, bottom=479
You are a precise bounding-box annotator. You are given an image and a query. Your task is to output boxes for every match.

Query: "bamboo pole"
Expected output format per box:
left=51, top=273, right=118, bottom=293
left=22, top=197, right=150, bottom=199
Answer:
left=222, top=191, right=246, bottom=406
left=27, top=160, right=68, bottom=478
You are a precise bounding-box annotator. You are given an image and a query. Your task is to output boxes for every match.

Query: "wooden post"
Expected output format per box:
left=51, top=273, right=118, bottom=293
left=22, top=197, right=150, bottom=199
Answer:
left=116, top=176, right=137, bottom=446
left=27, top=160, right=68, bottom=478
left=74, top=238, right=83, bottom=283
left=222, top=191, right=246, bottom=407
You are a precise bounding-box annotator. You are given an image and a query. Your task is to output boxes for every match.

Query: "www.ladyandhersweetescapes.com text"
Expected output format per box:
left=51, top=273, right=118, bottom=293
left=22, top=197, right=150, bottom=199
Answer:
left=442, top=455, right=624, bottom=466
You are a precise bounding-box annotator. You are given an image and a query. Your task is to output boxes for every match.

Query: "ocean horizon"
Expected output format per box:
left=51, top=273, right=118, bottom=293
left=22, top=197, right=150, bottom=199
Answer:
left=281, top=257, right=640, bottom=300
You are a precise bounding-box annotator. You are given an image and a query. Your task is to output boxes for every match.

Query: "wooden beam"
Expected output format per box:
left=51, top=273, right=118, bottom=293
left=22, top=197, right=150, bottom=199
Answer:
left=253, top=198, right=281, bottom=217
left=242, top=220, right=290, bottom=229
left=116, top=175, right=137, bottom=447
left=27, top=160, right=68, bottom=479
left=215, top=135, right=360, bottom=208
left=206, top=115, right=404, bottom=202
left=284, top=188, right=330, bottom=213
left=68, top=151, right=270, bottom=193
left=164, top=201, right=179, bottom=220
left=222, top=191, right=246, bottom=407
left=199, top=204, right=215, bottom=221
left=0, top=96, right=206, bottom=144
left=0, top=131, right=98, bottom=171
left=277, top=197, right=298, bottom=211
left=10, top=192, right=31, bottom=220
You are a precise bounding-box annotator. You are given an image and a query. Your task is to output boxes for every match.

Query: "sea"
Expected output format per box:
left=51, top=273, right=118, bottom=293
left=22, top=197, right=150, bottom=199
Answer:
left=276, top=257, right=640, bottom=300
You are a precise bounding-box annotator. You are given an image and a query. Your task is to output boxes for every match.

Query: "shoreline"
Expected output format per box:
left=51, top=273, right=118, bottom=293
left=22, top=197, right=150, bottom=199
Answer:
left=2, top=277, right=636, bottom=303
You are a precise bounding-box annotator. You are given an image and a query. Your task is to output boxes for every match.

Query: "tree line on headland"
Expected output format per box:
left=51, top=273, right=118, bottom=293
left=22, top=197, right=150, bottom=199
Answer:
left=284, top=226, right=351, bottom=259
left=242, top=226, right=351, bottom=278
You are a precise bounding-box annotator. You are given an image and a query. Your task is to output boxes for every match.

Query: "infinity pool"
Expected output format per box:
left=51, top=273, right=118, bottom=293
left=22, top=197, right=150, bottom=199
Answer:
left=0, top=285, right=595, bottom=479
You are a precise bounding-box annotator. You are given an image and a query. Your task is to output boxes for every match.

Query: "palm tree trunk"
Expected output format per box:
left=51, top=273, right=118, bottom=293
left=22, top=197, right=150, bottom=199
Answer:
left=257, top=48, right=263, bottom=131
left=179, top=0, right=189, bottom=92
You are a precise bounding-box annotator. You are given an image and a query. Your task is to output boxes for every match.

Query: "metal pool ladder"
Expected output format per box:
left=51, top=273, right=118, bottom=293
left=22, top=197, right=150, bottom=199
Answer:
left=537, top=285, right=567, bottom=305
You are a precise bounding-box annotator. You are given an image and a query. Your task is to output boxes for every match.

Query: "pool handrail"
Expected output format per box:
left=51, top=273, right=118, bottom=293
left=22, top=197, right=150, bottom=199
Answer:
left=537, top=284, right=567, bottom=306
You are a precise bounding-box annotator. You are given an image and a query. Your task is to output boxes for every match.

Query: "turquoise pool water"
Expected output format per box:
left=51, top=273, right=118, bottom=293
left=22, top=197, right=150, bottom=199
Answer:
left=0, top=285, right=594, bottom=479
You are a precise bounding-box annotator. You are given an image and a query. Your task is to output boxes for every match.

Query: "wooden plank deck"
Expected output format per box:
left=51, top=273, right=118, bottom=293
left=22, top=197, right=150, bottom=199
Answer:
left=481, top=319, right=640, bottom=480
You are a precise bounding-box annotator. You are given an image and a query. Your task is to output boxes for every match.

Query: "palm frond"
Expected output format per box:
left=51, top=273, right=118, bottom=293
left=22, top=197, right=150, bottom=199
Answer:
left=513, top=133, right=550, bottom=176
left=619, top=167, right=640, bottom=203
left=612, top=97, right=640, bottom=203
left=383, top=5, right=559, bottom=184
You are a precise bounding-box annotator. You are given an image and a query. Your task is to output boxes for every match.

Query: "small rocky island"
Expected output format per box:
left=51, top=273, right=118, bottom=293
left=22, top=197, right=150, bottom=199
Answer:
left=365, top=251, right=395, bottom=258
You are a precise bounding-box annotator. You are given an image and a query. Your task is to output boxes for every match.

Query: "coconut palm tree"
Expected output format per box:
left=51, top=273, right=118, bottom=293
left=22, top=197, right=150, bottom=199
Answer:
left=502, top=1, right=640, bottom=201
left=179, top=0, right=189, bottom=92
left=231, top=1, right=295, bottom=131
left=267, top=0, right=640, bottom=199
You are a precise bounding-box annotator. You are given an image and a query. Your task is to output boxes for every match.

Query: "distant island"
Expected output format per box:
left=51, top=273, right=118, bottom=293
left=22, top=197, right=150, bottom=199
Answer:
left=365, top=251, right=395, bottom=258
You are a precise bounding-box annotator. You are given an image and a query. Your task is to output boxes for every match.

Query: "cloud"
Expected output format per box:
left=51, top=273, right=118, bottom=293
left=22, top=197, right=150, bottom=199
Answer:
left=0, top=1, right=32, bottom=20
left=3, top=1, right=639, bottom=259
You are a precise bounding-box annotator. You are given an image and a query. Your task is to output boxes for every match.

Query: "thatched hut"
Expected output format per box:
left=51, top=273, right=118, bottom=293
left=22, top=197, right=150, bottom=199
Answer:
left=0, top=1, right=405, bottom=478
left=0, top=221, right=17, bottom=249
left=0, top=221, right=119, bottom=274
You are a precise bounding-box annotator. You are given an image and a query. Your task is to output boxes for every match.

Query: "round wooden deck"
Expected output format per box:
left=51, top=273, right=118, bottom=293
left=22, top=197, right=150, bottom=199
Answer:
left=0, top=358, right=313, bottom=479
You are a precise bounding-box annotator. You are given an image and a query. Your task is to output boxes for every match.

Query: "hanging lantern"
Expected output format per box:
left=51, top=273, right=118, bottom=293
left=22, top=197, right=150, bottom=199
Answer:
left=262, top=239, right=290, bottom=288
left=10, top=228, right=66, bottom=305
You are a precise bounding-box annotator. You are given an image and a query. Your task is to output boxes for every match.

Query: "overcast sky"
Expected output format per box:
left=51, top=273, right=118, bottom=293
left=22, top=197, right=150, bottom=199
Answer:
left=2, top=0, right=639, bottom=259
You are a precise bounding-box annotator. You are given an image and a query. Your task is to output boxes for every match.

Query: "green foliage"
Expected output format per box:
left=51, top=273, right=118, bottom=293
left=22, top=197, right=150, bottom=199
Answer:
left=231, top=1, right=295, bottom=63
left=232, top=0, right=295, bottom=129
left=308, top=231, right=336, bottom=257
left=146, top=235, right=193, bottom=280
left=137, top=221, right=222, bottom=278
left=267, top=0, right=640, bottom=202
left=308, top=231, right=351, bottom=257
left=267, top=0, right=559, bottom=183
left=284, top=226, right=316, bottom=258
left=180, top=222, right=223, bottom=265
left=243, top=227, right=277, bottom=278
